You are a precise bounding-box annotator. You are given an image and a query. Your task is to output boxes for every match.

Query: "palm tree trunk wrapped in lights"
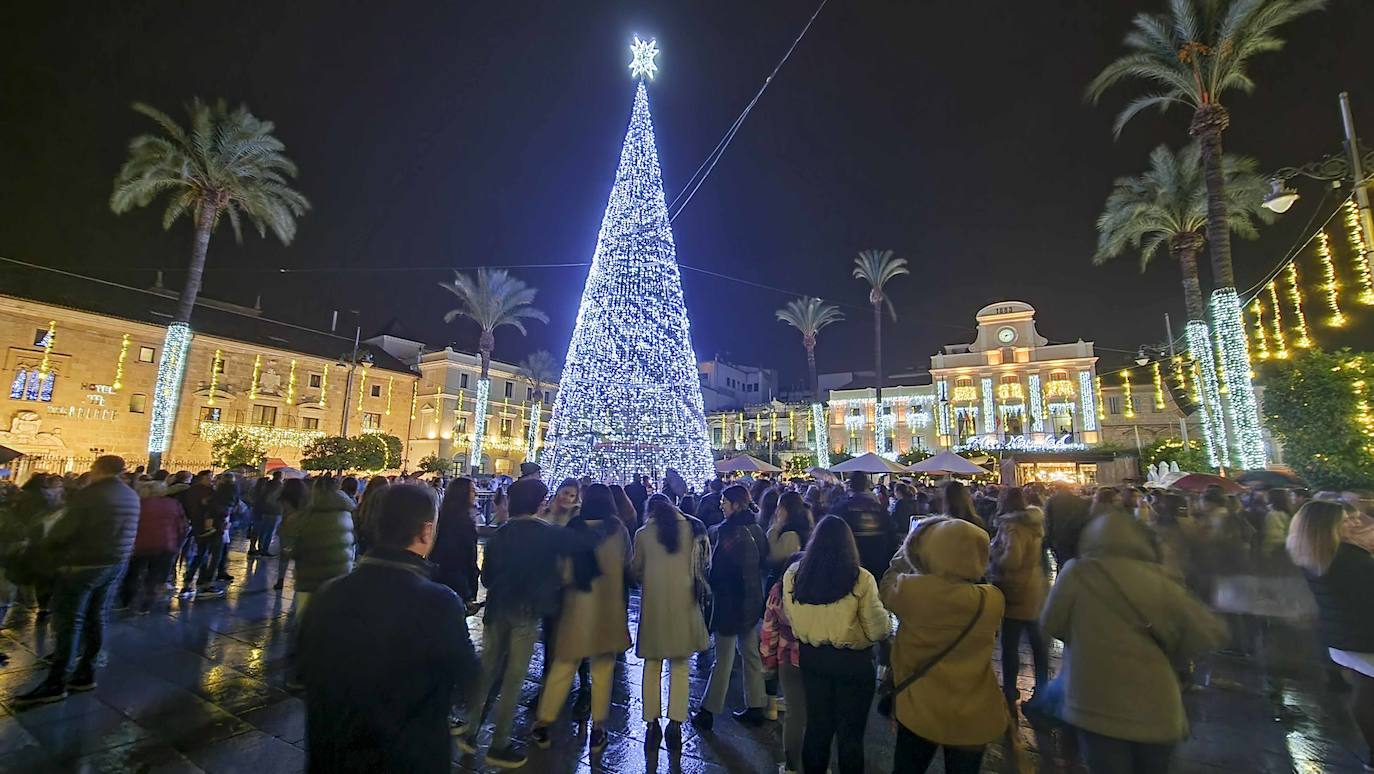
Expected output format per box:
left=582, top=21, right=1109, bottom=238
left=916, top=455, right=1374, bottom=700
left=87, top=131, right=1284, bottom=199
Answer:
left=110, top=100, right=308, bottom=471
left=518, top=350, right=556, bottom=463
left=1089, top=0, right=1323, bottom=469
left=439, top=270, right=548, bottom=476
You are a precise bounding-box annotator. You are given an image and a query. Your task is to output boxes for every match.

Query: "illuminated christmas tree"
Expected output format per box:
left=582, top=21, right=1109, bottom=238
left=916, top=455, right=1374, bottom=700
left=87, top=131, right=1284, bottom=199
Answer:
left=541, top=38, right=715, bottom=487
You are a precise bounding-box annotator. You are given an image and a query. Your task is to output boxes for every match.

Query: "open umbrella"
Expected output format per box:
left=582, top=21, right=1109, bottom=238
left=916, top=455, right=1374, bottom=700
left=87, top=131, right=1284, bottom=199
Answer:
left=906, top=450, right=987, bottom=476
left=829, top=452, right=907, bottom=475
left=1145, top=471, right=1243, bottom=494
left=807, top=466, right=838, bottom=484
left=1236, top=469, right=1306, bottom=488
left=715, top=455, right=782, bottom=474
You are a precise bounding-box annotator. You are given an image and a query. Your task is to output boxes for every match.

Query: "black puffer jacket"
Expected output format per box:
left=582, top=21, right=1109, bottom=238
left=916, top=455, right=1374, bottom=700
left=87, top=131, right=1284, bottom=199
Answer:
left=1304, top=542, right=1374, bottom=652
left=830, top=491, right=899, bottom=582
left=45, top=477, right=140, bottom=568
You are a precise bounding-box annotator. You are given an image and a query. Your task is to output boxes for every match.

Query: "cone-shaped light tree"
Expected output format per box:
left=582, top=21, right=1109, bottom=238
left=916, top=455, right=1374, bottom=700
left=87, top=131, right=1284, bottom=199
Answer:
left=541, top=39, right=715, bottom=486
left=1088, top=0, right=1325, bottom=468
left=1094, top=143, right=1273, bottom=466
left=439, top=268, right=548, bottom=474
left=111, top=99, right=309, bottom=471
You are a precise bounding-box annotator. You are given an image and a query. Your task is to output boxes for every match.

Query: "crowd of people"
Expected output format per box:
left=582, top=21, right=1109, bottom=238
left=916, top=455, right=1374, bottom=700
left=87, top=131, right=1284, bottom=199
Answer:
left=3, top=458, right=1374, bottom=773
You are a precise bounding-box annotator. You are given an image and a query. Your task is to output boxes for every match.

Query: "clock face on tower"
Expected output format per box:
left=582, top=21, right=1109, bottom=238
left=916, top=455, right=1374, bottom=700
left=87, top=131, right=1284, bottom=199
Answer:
left=996, top=326, right=1017, bottom=344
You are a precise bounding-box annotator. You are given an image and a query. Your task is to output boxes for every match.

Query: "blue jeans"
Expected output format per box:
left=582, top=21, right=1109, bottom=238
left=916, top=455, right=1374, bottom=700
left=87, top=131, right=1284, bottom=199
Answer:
left=250, top=514, right=279, bottom=554
left=46, top=564, right=123, bottom=685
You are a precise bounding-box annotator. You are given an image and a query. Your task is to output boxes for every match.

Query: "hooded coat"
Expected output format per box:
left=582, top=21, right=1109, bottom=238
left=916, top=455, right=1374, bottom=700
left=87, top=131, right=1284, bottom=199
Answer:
left=880, top=517, right=1007, bottom=747
left=285, top=489, right=357, bottom=593
left=988, top=507, right=1049, bottom=621
left=1042, top=511, right=1226, bottom=744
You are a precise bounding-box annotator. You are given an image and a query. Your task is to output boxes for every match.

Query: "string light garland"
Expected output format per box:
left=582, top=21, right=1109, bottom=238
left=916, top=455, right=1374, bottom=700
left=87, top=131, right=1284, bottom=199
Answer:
left=1348, top=357, right=1374, bottom=456
left=541, top=68, right=714, bottom=486
left=147, top=322, right=192, bottom=456
left=1120, top=370, right=1136, bottom=418
left=319, top=364, right=329, bottom=409
left=410, top=381, right=419, bottom=420
left=980, top=378, right=996, bottom=435
left=1266, top=280, right=1288, bottom=359
left=356, top=362, right=370, bottom=417
left=1151, top=361, right=1165, bottom=411
left=1028, top=373, right=1045, bottom=432
left=286, top=360, right=297, bottom=404
left=1344, top=198, right=1374, bottom=304
left=35, top=320, right=56, bottom=377
left=248, top=354, right=262, bottom=400
left=1250, top=299, right=1271, bottom=360
left=112, top=334, right=130, bottom=391
left=199, top=420, right=324, bottom=449
left=1317, top=230, right=1347, bottom=326
left=1185, top=320, right=1225, bottom=468
left=206, top=349, right=223, bottom=406
left=935, top=380, right=951, bottom=440
left=1286, top=261, right=1312, bottom=348
left=385, top=376, right=394, bottom=416
left=1210, top=288, right=1268, bottom=469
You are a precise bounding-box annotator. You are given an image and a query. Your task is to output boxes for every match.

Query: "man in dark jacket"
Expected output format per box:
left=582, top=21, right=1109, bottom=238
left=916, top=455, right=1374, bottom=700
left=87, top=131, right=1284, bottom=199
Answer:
left=299, top=484, right=479, bottom=774
left=454, top=478, right=589, bottom=767
left=14, top=455, right=140, bottom=705
left=696, top=477, right=725, bottom=528
left=625, top=474, right=650, bottom=523
left=829, top=472, right=899, bottom=582
left=1044, top=489, right=1093, bottom=569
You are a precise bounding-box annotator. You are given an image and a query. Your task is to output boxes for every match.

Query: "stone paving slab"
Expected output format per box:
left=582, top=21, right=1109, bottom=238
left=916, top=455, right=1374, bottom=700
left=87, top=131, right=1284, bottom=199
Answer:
left=0, top=538, right=1367, bottom=773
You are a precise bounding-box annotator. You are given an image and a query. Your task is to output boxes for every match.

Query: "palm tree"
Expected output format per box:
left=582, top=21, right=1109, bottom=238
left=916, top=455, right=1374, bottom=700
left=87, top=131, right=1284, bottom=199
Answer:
left=111, top=99, right=308, bottom=468
left=518, top=349, right=557, bottom=461
left=775, top=297, right=843, bottom=402
left=1088, top=0, right=1322, bottom=289
left=851, top=249, right=909, bottom=406
left=1088, top=0, right=1324, bottom=468
left=1094, top=143, right=1272, bottom=322
left=439, top=268, right=548, bottom=472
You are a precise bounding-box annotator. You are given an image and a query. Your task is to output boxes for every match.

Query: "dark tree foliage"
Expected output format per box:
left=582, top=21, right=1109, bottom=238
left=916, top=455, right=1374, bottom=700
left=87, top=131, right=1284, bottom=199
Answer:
left=1262, top=349, right=1374, bottom=490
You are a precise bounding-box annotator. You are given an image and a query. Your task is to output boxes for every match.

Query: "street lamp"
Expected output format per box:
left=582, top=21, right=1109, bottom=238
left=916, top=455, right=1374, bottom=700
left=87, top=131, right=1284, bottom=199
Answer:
left=1265, top=93, right=1374, bottom=252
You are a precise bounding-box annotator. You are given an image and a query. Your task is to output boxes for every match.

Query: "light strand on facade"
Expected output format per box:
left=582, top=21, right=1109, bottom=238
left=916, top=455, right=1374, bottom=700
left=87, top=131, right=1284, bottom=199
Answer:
left=385, top=376, right=394, bottom=415
left=206, top=349, right=223, bottom=406
left=1344, top=198, right=1374, bottom=304
left=248, top=354, right=262, bottom=400
left=1285, top=261, right=1312, bottom=348
left=1080, top=371, right=1098, bottom=431
left=1120, top=369, right=1135, bottom=418
left=356, top=362, right=370, bottom=418
left=410, top=380, right=418, bottom=420
left=1250, top=299, right=1270, bottom=360
left=286, top=360, right=297, bottom=404
left=36, top=320, right=56, bottom=376
left=1091, top=373, right=1104, bottom=425
left=112, top=334, right=130, bottom=391
left=1317, top=230, right=1347, bottom=326
left=1027, top=373, right=1045, bottom=432
left=1266, top=280, right=1288, bottom=359
left=980, top=377, right=995, bottom=435
left=1151, top=361, right=1165, bottom=411
left=319, top=363, right=329, bottom=409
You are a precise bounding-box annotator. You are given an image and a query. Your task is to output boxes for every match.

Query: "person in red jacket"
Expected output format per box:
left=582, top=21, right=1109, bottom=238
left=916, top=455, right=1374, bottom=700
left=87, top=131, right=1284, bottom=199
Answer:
left=118, top=480, right=188, bottom=614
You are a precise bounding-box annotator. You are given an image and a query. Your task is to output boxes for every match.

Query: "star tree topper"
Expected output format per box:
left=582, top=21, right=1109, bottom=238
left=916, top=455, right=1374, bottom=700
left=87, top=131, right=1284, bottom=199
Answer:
left=629, top=36, right=659, bottom=80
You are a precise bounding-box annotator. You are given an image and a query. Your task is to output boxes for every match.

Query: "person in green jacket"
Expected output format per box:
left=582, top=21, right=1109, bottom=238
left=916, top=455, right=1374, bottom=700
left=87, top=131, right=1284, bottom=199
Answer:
left=282, top=476, right=356, bottom=618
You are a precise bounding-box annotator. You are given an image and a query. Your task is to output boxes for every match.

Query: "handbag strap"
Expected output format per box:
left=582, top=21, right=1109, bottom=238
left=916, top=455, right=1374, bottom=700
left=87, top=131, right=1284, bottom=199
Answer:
left=1079, top=560, right=1167, bottom=653
left=891, top=586, right=986, bottom=695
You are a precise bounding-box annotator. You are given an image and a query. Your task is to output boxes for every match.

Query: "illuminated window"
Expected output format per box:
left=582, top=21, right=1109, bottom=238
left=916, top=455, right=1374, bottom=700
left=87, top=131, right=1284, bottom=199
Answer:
left=252, top=405, right=278, bottom=426
left=500, top=418, right=513, bottom=434
left=138, top=346, right=155, bottom=363
left=9, top=368, right=55, bottom=402
left=362, top=411, right=382, bottom=431
left=33, top=329, right=50, bottom=347
left=200, top=407, right=222, bottom=422
left=129, top=394, right=147, bottom=414
left=302, top=416, right=320, bottom=430
left=457, top=416, right=468, bottom=434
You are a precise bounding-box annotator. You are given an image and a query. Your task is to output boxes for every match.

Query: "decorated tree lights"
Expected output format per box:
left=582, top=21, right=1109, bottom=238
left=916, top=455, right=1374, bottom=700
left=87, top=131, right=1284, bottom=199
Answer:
left=541, top=38, right=714, bottom=486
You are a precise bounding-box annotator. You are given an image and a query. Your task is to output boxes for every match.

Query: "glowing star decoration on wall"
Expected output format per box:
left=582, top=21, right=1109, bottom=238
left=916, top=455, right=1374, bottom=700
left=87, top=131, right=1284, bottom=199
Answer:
left=540, top=65, right=714, bottom=487
left=628, top=36, right=659, bottom=80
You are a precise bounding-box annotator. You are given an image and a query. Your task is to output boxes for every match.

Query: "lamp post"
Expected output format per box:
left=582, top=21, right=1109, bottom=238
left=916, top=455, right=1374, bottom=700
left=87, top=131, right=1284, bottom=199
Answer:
left=1265, top=93, right=1374, bottom=259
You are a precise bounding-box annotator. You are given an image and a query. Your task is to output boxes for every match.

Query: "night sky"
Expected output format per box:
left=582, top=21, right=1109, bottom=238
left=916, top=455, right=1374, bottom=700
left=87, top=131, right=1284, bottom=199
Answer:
left=3, top=0, right=1373, bottom=388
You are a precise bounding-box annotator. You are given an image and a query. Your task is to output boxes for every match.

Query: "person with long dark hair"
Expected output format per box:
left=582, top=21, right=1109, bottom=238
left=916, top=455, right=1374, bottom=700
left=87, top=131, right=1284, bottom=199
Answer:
left=273, top=477, right=310, bottom=591
left=631, top=495, right=709, bottom=751
left=782, top=515, right=888, bottom=774
left=352, top=475, right=390, bottom=557
left=941, top=481, right=985, bottom=531
left=693, top=485, right=769, bottom=730
left=432, top=478, right=480, bottom=604
left=539, top=478, right=580, bottom=527
left=531, top=484, right=632, bottom=756
left=767, top=492, right=812, bottom=597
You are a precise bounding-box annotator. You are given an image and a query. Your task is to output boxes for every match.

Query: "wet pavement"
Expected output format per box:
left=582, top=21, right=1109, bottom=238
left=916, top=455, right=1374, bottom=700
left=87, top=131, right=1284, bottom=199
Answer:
left=0, top=538, right=1369, bottom=773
